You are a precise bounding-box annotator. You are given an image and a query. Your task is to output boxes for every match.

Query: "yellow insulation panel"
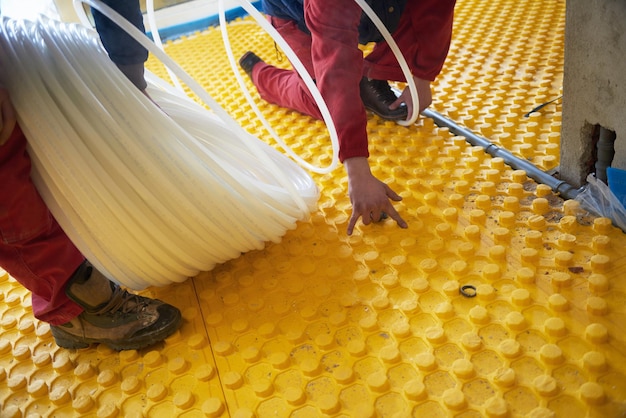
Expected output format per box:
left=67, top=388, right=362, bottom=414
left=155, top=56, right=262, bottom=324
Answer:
left=1, top=0, right=626, bottom=417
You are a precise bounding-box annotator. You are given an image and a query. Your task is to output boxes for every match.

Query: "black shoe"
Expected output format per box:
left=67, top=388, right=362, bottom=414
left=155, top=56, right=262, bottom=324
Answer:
left=50, top=260, right=183, bottom=351
left=239, top=51, right=264, bottom=78
left=359, top=77, right=408, bottom=120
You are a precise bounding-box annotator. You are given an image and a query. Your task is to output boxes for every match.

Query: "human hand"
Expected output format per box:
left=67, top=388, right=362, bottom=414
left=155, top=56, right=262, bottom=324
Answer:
left=389, top=76, right=432, bottom=118
left=345, top=157, right=408, bottom=235
left=0, top=88, right=17, bottom=146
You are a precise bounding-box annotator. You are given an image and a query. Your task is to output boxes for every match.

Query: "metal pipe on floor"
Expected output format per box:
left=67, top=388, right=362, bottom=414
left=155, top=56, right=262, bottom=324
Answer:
left=422, top=108, right=584, bottom=200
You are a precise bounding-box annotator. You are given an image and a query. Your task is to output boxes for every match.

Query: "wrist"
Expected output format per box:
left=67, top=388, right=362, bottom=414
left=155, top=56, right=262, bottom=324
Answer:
left=344, top=157, right=371, bottom=177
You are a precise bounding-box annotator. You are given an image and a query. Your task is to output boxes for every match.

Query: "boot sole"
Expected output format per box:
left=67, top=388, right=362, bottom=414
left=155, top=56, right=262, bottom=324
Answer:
left=51, top=312, right=183, bottom=351
left=363, top=103, right=408, bottom=120
left=364, top=105, right=409, bottom=120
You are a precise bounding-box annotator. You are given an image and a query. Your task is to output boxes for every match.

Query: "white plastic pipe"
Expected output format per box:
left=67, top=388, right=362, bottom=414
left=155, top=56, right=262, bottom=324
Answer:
left=75, top=0, right=417, bottom=169
left=74, top=0, right=419, bottom=173
left=218, top=0, right=340, bottom=174
left=0, top=15, right=318, bottom=289
left=74, top=0, right=313, bottom=216
left=146, top=0, right=184, bottom=91
left=219, top=0, right=419, bottom=144
left=0, top=1, right=420, bottom=289
left=353, top=0, right=419, bottom=126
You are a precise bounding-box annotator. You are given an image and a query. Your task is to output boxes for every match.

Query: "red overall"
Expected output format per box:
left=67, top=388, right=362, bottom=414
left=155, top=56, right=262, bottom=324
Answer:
left=251, top=0, right=456, bottom=162
left=0, top=125, right=84, bottom=325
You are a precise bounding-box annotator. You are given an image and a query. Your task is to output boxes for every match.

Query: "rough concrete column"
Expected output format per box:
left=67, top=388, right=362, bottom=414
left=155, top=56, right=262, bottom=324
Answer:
left=560, top=0, right=626, bottom=187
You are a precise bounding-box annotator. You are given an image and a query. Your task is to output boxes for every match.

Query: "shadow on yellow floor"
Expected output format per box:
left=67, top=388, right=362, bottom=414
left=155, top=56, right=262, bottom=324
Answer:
left=1, top=0, right=626, bottom=417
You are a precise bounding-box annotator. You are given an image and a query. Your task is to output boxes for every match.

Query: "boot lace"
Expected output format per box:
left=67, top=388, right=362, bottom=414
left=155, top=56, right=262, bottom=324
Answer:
left=91, top=285, right=150, bottom=316
left=369, top=79, right=398, bottom=105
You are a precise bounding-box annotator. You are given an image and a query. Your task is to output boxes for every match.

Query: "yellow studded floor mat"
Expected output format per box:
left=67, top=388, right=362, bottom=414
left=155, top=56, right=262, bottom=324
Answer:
left=1, top=0, right=625, bottom=417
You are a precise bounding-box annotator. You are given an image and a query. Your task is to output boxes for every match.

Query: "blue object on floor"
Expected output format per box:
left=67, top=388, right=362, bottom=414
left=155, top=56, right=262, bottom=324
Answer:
left=607, top=167, right=626, bottom=207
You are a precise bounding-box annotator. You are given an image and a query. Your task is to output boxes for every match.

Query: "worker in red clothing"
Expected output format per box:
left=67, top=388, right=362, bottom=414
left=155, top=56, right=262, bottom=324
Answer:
left=0, top=0, right=182, bottom=351
left=240, top=0, right=456, bottom=234
left=0, top=108, right=182, bottom=350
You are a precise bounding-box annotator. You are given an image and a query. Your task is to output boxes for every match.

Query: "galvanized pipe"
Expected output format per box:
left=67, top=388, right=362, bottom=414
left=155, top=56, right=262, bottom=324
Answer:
left=422, top=108, right=584, bottom=200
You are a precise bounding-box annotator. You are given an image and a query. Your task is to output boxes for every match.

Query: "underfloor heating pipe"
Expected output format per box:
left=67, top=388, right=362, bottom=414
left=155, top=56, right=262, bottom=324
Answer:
left=422, top=108, right=584, bottom=201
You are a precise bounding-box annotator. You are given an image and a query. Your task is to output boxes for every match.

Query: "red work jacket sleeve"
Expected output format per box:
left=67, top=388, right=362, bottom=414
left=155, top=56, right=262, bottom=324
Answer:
left=304, top=0, right=370, bottom=162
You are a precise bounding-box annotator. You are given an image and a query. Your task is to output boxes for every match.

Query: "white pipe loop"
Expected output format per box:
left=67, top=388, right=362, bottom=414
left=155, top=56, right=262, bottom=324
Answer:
left=74, top=0, right=313, bottom=216
left=0, top=1, right=419, bottom=289
left=218, top=0, right=340, bottom=174
left=74, top=0, right=417, bottom=165
left=0, top=15, right=318, bottom=289
left=146, top=0, right=184, bottom=91
left=218, top=0, right=419, bottom=147
left=353, top=0, right=419, bottom=126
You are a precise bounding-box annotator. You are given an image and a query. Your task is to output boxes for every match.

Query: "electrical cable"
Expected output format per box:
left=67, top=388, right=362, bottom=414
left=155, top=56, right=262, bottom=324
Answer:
left=523, top=95, right=562, bottom=118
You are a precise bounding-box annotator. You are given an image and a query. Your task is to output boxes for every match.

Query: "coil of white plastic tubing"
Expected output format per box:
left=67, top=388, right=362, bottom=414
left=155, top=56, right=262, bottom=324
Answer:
left=0, top=17, right=319, bottom=289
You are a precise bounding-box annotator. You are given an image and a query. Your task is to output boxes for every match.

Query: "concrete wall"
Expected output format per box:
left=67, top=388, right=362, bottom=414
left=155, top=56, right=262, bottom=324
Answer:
left=560, top=0, right=626, bottom=187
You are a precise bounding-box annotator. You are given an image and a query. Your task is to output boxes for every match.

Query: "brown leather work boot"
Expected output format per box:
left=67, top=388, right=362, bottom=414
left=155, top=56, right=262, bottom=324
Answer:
left=359, top=77, right=408, bottom=120
left=50, top=261, right=182, bottom=350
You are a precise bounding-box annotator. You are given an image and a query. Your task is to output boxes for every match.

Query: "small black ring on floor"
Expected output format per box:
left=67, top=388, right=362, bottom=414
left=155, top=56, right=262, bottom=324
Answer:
left=460, top=285, right=477, bottom=298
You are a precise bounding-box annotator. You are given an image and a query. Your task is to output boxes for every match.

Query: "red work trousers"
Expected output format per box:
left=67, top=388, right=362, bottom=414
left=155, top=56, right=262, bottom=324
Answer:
left=250, top=0, right=455, bottom=161
left=0, top=125, right=84, bottom=325
left=252, top=13, right=433, bottom=120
